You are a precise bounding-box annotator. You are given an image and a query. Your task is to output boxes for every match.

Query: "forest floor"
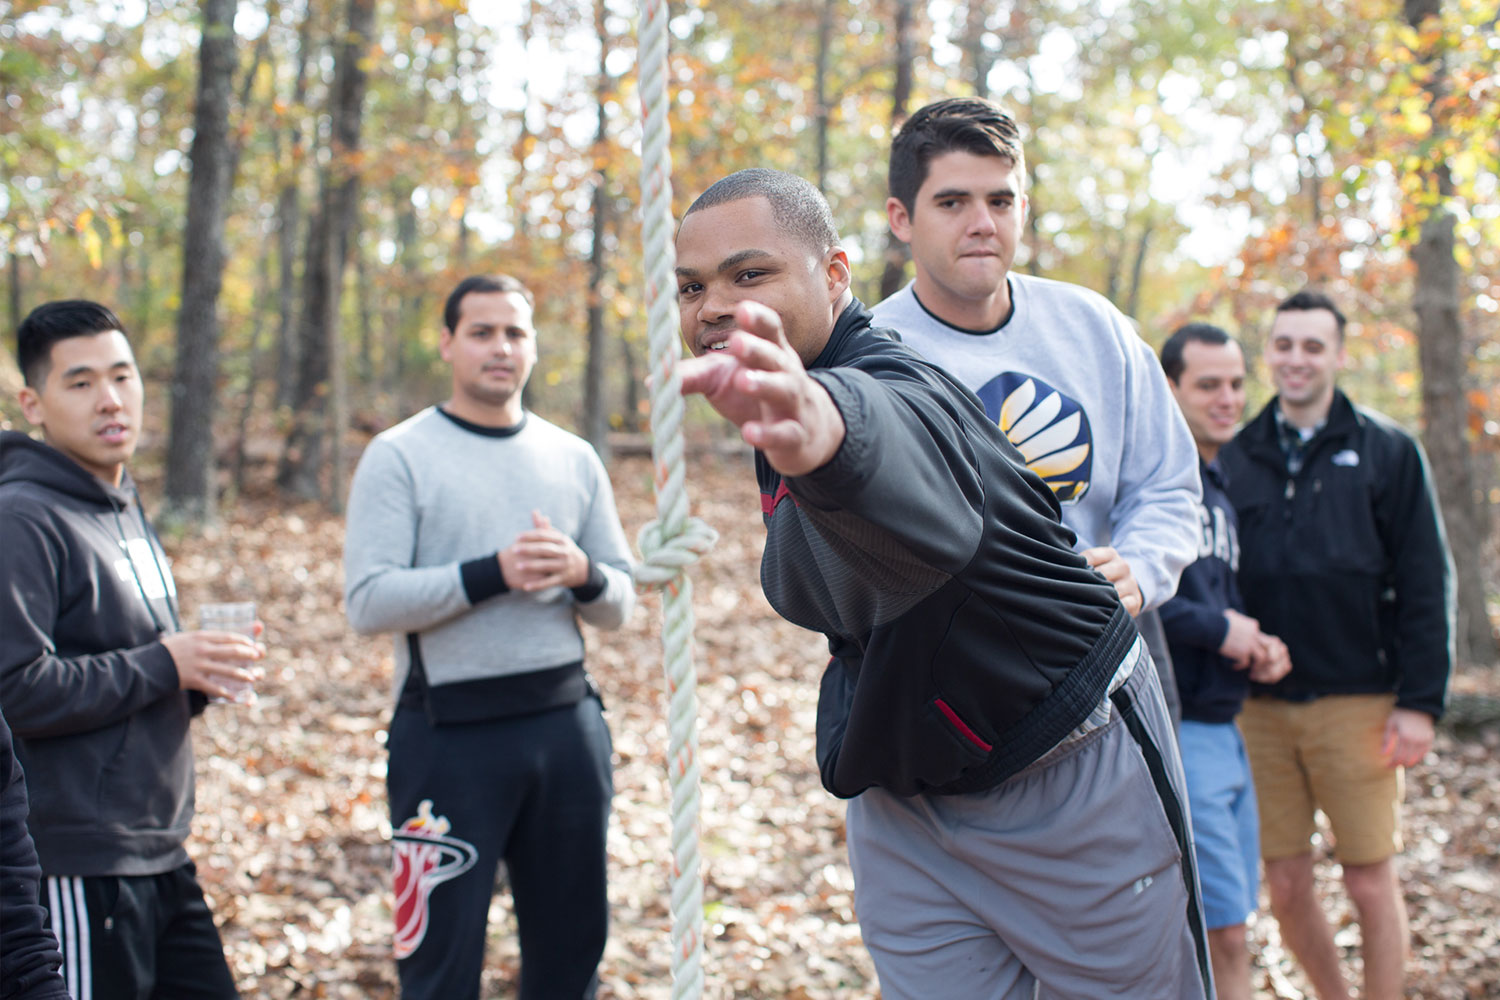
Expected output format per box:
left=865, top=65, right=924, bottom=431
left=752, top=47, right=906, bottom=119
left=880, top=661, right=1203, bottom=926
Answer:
left=170, top=450, right=1500, bottom=999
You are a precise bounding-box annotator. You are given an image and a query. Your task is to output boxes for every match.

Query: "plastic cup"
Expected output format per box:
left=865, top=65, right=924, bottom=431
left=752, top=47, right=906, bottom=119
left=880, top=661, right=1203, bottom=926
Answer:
left=199, top=601, right=258, bottom=704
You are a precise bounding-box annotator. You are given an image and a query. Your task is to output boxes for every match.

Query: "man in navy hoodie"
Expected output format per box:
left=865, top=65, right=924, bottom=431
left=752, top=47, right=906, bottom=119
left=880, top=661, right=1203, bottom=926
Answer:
left=1159, top=323, right=1290, bottom=1000
left=0, top=301, right=263, bottom=999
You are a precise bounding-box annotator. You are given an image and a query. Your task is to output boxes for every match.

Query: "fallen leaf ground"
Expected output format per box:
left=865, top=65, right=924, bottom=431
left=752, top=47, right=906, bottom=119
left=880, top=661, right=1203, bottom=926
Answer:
left=168, top=450, right=1500, bottom=998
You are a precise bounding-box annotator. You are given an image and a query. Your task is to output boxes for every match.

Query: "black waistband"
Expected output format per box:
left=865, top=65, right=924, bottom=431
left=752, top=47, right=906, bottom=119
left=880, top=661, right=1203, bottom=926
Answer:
left=402, top=633, right=592, bottom=725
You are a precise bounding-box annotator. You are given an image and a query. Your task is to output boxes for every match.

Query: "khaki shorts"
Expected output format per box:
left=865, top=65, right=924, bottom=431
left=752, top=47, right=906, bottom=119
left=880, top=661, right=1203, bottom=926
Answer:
left=1238, top=694, right=1403, bottom=865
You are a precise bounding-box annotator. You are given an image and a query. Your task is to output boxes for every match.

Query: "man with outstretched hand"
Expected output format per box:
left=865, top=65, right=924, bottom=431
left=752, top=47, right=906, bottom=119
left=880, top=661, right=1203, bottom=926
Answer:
left=675, top=168, right=1209, bottom=1000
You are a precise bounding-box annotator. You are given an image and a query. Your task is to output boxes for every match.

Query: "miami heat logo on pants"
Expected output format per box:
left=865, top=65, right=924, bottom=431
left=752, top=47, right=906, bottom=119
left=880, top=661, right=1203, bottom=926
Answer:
left=392, top=799, right=479, bottom=959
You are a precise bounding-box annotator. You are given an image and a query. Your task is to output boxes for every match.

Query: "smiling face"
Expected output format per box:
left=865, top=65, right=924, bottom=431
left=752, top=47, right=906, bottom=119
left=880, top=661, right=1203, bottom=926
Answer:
left=1266, top=307, right=1345, bottom=426
left=18, top=330, right=144, bottom=486
left=1170, top=339, right=1247, bottom=462
left=439, top=290, right=537, bottom=427
left=674, top=195, right=851, bottom=366
left=886, top=150, right=1028, bottom=330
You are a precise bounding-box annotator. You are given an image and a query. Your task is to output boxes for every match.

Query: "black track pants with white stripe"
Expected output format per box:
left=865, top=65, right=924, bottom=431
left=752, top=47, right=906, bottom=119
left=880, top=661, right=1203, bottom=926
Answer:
left=42, top=863, right=237, bottom=1000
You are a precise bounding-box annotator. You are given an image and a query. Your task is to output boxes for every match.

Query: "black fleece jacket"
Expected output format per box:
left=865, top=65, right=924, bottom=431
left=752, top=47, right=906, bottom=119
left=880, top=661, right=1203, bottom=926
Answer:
left=1221, top=392, right=1454, bottom=717
left=0, top=431, right=199, bottom=876
left=758, top=300, right=1133, bottom=799
left=0, top=707, right=69, bottom=999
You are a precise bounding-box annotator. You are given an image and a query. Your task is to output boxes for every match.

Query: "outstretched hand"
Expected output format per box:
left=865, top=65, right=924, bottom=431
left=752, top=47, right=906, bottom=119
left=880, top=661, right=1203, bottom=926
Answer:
left=678, top=301, right=845, bottom=477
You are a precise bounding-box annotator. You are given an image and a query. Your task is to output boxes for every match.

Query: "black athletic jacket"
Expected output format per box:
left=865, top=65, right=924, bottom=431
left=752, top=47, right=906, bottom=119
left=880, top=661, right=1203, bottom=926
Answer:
left=0, top=431, right=199, bottom=877
left=1158, top=459, right=1249, bottom=724
left=1220, top=392, right=1454, bottom=718
left=760, top=300, right=1133, bottom=799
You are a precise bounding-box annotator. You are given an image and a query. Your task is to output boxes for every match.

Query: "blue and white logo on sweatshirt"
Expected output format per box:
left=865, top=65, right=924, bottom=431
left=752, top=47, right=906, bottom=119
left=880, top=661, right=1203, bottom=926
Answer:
left=974, top=372, right=1093, bottom=504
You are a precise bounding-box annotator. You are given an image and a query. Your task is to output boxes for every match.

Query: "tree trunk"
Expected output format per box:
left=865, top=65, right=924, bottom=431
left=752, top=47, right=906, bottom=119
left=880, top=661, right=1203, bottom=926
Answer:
left=879, top=0, right=916, bottom=302
left=393, top=181, right=421, bottom=417
left=277, top=0, right=373, bottom=505
left=274, top=9, right=313, bottom=411
left=961, top=0, right=994, bottom=98
left=7, top=254, right=20, bottom=337
left=1125, top=220, right=1153, bottom=321
left=582, top=0, right=612, bottom=457
left=232, top=242, right=273, bottom=493
left=355, top=242, right=374, bottom=389
left=163, top=0, right=237, bottom=529
left=813, top=0, right=835, bottom=191
left=621, top=330, right=642, bottom=432
left=1406, top=0, right=1498, bottom=664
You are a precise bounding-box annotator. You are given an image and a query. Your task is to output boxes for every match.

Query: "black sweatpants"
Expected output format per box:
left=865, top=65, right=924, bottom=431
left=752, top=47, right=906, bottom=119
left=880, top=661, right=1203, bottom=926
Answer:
left=387, top=697, right=614, bottom=1000
left=41, top=862, right=238, bottom=1000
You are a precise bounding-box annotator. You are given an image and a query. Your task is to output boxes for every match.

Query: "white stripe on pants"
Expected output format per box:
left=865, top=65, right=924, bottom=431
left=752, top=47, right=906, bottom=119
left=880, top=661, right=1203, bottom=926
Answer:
left=46, top=876, right=92, bottom=1000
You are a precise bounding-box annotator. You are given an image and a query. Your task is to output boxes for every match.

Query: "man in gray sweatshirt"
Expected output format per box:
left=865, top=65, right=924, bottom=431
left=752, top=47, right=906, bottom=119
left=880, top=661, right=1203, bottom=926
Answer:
left=872, top=97, right=1201, bottom=724
left=343, top=273, right=635, bottom=1000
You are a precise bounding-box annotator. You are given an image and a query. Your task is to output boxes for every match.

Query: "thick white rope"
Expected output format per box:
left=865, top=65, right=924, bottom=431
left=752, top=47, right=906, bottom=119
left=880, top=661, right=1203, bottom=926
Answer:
left=634, top=1, right=715, bottom=996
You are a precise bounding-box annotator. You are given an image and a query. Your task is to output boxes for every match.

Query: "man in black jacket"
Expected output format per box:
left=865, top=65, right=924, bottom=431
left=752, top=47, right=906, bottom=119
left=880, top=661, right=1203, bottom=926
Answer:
left=675, top=168, right=1209, bottom=999
left=1, top=301, right=263, bottom=999
left=0, top=705, right=69, bottom=1000
left=1158, top=322, right=1291, bottom=1000
left=1221, top=290, right=1454, bottom=1000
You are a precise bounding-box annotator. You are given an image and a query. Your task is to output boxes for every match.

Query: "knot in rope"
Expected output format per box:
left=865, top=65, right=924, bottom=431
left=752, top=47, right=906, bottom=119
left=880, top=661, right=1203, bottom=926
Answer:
left=634, top=517, right=719, bottom=589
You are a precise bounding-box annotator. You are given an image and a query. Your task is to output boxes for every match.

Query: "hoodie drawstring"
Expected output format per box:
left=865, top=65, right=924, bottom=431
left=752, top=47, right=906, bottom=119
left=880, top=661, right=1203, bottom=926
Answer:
left=110, top=486, right=183, bottom=635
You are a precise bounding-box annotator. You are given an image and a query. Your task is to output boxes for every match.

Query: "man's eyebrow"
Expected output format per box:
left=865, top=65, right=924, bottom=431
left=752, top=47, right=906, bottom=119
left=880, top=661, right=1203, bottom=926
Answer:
left=677, top=248, right=775, bottom=279
left=60, top=361, right=132, bottom=379
left=929, top=185, right=1016, bottom=200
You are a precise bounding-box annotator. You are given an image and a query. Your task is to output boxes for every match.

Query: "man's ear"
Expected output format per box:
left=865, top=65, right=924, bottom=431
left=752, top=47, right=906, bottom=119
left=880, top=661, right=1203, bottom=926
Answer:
left=824, top=246, right=852, bottom=299
left=886, top=196, right=912, bottom=243
left=17, top=386, right=42, bottom=427
left=437, top=327, right=454, bottom=362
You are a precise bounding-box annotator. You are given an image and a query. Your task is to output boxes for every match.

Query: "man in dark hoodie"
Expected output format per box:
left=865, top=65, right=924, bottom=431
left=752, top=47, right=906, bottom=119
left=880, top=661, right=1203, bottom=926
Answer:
left=1158, top=322, right=1291, bottom=1000
left=675, top=168, right=1210, bottom=999
left=0, top=300, right=263, bottom=999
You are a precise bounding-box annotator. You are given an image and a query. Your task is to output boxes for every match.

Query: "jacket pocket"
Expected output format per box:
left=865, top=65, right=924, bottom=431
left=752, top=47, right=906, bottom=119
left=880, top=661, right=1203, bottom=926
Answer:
left=932, top=698, right=993, bottom=753
left=98, top=696, right=194, bottom=834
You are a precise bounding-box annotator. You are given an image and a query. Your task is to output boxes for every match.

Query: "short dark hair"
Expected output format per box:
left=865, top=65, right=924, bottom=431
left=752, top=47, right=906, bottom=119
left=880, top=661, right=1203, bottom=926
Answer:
left=1160, top=322, right=1238, bottom=383
left=443, top=274, right=535, bottom=332
left=683, top=168, right=840, bottom=257
left=1276, top=289, right=1346, bottom=341
left=15, top=300, right=129, bottom=387
left=889, top=97, right=1027, bottom=214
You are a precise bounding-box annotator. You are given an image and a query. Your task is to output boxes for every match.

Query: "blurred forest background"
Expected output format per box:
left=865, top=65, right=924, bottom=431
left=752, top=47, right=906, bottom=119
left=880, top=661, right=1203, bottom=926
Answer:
left=1, top=0, right=1496, bottom=660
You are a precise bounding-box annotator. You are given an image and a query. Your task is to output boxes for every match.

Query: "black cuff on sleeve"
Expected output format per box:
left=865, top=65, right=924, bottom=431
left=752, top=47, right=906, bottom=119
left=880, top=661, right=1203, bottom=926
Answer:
left=570, top=560, right=607, bottom=603
left=461, top=555, right=510, bottom=604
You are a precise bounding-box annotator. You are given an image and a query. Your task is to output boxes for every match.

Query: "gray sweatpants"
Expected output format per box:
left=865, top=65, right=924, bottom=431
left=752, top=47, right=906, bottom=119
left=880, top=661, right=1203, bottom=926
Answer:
left=845, top=645, right=1209, bottom=1000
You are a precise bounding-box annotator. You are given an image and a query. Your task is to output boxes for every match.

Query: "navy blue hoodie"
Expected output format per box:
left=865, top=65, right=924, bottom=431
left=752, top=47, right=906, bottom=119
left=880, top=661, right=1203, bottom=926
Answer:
left=1158, top=459, right=1250, bottom=724
left=0, top=431, right=199, bottom=877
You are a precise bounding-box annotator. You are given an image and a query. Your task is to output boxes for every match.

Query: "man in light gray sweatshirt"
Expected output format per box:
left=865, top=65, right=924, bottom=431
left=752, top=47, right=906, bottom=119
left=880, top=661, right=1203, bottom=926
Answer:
left=873, top=97, right=1201, bottom=726
left=343, top=274, right=635, bottom=1000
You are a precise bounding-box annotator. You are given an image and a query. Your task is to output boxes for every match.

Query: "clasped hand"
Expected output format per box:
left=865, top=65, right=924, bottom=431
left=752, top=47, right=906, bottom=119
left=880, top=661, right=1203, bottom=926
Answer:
left=500, top=510, right=590, bottom=592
